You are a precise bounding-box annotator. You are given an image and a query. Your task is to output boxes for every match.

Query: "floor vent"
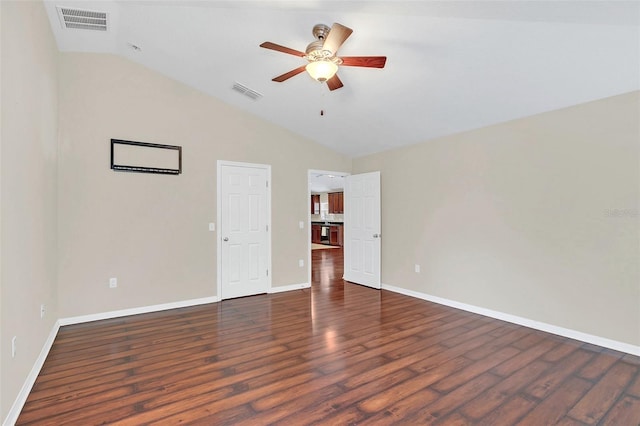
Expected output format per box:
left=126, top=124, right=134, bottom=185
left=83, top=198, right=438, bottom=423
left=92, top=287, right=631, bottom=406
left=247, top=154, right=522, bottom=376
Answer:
left=57, top=6, right=108, bottom=31
left=232, top=82, right=263, bottom=101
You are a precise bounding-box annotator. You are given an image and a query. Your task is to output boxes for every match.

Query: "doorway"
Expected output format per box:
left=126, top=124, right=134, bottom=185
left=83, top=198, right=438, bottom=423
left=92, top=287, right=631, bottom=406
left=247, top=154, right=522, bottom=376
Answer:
left=308, top=170, right=382, bottom=289
left=308, top=170, right=348, bottom=286
left=217, top=161, right=271, bottom=300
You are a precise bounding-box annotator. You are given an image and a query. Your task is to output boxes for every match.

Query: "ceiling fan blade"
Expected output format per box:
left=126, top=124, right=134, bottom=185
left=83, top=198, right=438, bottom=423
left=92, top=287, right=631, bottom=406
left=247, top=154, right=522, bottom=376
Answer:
left=326, top=74, right=343, bottom=91
left=322, top=23, right=353, bottom=55
left=272, top=65, right=307, bottom=82
left=260, top=42, right=306, bottom=57
left=340, top=56, right=387, bottom=68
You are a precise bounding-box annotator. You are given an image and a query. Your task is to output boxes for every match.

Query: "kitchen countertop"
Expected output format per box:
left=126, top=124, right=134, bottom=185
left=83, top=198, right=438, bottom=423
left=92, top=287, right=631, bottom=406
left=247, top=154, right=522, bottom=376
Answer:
left=311, top=221, right=343, bottom=225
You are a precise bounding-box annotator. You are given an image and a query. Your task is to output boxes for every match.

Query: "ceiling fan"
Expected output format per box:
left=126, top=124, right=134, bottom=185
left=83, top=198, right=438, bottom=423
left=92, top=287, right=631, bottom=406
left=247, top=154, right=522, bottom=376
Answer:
left=259, top=23, right=387, bottom=91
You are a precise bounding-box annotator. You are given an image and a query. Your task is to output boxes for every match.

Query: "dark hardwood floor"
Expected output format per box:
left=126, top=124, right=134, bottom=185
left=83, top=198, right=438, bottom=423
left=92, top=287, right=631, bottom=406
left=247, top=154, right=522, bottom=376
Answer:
left=17, top=247, right=640, bottom=424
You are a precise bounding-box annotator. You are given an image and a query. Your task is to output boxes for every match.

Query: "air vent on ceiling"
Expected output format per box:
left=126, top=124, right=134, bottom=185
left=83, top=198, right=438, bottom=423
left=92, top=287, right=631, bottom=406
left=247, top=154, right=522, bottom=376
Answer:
left=57, top=6, right=108, bottom=31
left=232, top=82, right=263, bottom=101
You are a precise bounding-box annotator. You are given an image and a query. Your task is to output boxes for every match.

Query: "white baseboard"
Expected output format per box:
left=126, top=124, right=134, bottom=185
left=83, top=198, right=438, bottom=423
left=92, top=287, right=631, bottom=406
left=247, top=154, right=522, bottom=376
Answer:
left=59, top=296, right=218, bottom=326
left=4, top=320, right=60, bottom=426
left=268, top=282, right=310, bottom=294
left=381, top=283, right=640, bottom=356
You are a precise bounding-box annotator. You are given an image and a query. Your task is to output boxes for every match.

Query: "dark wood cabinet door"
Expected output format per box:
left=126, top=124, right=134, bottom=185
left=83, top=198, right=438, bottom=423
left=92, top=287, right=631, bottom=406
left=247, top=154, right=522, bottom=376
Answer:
left=328, top=192, right=344, bottom=214
left=311, top=224, right=322, bottom=243
left=311, top=195, right=320, bottom=214
left=329, top=226, right=339, bottom=245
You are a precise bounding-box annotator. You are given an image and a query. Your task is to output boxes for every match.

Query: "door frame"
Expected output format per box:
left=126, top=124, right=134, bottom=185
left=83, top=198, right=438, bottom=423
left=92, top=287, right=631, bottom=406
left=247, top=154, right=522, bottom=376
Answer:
left=307, top=169, right=350, bottom=286
left=217, top=160, right=272, bottom=300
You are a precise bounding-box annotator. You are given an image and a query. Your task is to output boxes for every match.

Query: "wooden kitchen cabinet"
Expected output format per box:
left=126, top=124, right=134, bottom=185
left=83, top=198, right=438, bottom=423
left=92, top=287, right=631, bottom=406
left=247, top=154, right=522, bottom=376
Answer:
left=328, top=192, right=344, bottom=214
left=311, top=224, right=322, bottom=243
left=310, top=194, right=320, bottom=214
left=328, top=193, right=337, bottom=213
left=329, top=225, right=343, bottom=246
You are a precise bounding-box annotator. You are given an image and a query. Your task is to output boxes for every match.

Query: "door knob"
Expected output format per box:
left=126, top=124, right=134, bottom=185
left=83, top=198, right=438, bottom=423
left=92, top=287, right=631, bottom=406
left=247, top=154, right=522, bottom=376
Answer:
left=223, top=237, right=229, bottom=241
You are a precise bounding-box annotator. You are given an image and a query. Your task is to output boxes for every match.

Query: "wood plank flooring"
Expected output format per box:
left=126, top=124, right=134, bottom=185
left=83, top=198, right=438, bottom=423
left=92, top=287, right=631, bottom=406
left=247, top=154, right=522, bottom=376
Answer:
left=17, top=248, right=640, bottom=424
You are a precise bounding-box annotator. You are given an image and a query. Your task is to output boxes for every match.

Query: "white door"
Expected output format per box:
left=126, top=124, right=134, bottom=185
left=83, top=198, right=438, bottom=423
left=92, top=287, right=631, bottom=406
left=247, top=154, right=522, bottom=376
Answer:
left=218, top=162, right=270, bottom=299
left=343, top=171, right=381, bottom=289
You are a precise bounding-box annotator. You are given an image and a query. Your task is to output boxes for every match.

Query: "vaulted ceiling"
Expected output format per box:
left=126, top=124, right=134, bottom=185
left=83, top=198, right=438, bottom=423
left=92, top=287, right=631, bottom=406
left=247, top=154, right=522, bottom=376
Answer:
left=43, top=1, right=640, bottom=158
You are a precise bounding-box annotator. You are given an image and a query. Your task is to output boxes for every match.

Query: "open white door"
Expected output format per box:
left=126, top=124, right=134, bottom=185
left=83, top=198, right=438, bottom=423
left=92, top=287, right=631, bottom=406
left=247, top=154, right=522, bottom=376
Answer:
left=343, top=171, right=381, bottom=289
left=218, top=161, right=270, bottom=299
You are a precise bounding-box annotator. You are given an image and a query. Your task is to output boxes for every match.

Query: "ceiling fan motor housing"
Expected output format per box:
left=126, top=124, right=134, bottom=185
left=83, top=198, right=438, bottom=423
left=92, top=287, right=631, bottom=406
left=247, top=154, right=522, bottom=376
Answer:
left=306, top=25, right=342, bottom=64
left=306, top=40, right=325, bottom=55
left=312, top=24, right=331, bottom=41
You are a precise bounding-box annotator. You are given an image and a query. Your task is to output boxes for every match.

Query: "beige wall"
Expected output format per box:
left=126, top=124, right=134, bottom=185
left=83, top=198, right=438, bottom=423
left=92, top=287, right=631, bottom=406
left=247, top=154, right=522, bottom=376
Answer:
left=354, top=91, right=640, bottom=346
left=1, top=1, right=59, bottom=420
left=57, top=53, right=351, bottom=318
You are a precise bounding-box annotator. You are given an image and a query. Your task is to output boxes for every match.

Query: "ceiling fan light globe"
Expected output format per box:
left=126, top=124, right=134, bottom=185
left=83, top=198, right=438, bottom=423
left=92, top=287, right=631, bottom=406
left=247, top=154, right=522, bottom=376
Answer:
left=306, top=60, right=338, bottom=82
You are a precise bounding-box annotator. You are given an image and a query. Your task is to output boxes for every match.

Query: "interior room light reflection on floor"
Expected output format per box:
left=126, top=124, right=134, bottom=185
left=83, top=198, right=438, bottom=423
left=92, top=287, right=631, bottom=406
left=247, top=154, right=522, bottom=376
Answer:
left=324, top=328, right=337, bottom=351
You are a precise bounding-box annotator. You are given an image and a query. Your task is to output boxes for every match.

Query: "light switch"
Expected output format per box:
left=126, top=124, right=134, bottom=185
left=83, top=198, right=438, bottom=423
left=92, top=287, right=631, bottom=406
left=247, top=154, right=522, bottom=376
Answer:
left=299, top=221, right=304, bottom=229
left=209, top=223, right=215, bottom=232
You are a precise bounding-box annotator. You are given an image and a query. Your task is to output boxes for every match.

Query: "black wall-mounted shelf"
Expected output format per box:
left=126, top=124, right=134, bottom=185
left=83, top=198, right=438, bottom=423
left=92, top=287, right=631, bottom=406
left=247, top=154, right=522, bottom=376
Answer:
left=110, top=139, right=182, bottom=175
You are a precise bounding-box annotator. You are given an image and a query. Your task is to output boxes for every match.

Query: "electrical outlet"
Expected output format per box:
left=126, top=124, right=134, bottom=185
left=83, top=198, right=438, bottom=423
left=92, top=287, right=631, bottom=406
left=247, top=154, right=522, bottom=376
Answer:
left=12, top=336, right=17, bottom=358
left=298, top=259, right=304, bottom=267
left=109, top=277, right=118, bottom=288
left=415, top=264, right=421, bottom=273
left=40, top=304, right=45, bottom=319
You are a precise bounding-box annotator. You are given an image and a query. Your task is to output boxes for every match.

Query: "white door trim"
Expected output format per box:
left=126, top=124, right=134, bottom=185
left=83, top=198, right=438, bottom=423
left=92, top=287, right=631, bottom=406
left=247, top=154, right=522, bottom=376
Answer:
left=217, top=160, right=272, bottom=300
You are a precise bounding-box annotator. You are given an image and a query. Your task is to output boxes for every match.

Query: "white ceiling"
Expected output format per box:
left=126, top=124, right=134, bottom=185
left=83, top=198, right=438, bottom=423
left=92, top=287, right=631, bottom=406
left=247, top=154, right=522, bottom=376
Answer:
left=43, top=1, right=640, bottom=158
left=309, top=171, right=347, bottom=193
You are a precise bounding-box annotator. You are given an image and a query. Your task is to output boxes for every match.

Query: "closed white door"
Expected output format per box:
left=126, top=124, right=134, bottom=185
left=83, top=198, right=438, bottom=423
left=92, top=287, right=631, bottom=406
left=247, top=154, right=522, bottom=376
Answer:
left=218, top=162, right=270, bottom=299
left=343, top=171, right=381, bottom=289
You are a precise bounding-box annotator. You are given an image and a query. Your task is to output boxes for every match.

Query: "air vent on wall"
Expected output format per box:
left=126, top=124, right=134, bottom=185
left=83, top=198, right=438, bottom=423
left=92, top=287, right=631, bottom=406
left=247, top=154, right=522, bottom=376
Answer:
left=232, top=82, right=263, bottom=101
left=57, top=6, right=108, bottom=31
